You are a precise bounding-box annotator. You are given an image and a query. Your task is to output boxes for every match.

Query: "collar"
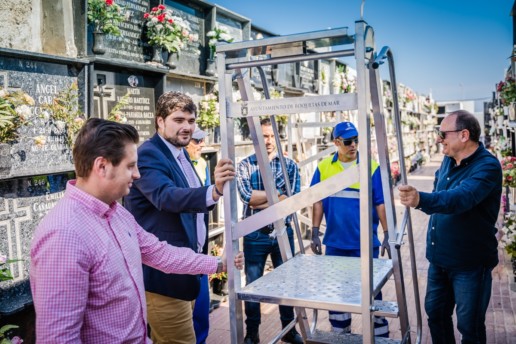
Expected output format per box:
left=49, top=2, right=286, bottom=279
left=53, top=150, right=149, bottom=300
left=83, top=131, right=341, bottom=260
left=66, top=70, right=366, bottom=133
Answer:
left=158, top=133, right=182, bottom=160
left=249, top=152, right=278, bottom=163
left=455, top=142, right=483, bottom=166
left=66, top=180, right=117, bottom=219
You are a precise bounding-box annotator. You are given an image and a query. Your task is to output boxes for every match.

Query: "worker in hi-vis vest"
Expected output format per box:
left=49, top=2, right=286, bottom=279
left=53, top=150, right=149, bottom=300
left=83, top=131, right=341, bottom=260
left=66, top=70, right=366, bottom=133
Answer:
left=310, top=121, right=390, bottom=337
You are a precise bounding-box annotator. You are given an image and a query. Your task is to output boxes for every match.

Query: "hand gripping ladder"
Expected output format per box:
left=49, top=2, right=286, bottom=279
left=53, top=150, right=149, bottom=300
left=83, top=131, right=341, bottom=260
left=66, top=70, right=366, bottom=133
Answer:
left=217, top=20, right=422, bottom=344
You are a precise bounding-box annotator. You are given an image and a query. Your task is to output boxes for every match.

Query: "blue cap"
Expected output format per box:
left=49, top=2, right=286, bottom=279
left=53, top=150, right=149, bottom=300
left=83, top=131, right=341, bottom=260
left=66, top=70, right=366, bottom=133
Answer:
left=192, top=127, right=208, bottom=140
left=333, top=121, right=358, bottom=139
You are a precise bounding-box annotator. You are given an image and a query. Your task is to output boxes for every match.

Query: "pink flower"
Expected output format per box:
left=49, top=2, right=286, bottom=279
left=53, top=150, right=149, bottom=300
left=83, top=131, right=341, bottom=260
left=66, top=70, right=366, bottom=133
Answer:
left=158, top=4, right=166, bottom=10
left=105, top=0, right=114, bottom=6
left=508, top=176, right=513, bottom=181
left=508, top=163, right=514, bottom=169
left=11, top=337, right=23, bottom=344
left=143, top=13, right=149, bottom=19
left=157, top=14, right=165, bottom=22
left=151, top=6, right=158, bottom=12
left=168, top=18, right=173, bottom=24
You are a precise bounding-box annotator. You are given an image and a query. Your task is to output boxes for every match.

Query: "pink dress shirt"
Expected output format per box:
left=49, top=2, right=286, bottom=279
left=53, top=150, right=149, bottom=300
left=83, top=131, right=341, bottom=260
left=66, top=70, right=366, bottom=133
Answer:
left=30, top=181, right=218, bottom=343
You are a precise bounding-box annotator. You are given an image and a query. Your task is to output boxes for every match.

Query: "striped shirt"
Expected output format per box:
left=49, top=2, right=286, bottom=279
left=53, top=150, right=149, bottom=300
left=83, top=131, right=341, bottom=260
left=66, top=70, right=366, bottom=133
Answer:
left=236, top=153, right=300, bottom=219
left=30, top=180, right=218, bottom=343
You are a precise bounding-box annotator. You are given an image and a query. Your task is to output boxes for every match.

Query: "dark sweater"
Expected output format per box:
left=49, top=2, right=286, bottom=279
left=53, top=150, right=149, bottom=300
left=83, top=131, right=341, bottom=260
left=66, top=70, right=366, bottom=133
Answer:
left=417, top=143, right=502, bottom=269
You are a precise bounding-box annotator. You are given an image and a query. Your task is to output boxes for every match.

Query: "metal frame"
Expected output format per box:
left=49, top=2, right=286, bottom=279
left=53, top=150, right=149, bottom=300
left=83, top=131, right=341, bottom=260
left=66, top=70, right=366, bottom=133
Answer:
left=218, top=20, right=422, bottom=344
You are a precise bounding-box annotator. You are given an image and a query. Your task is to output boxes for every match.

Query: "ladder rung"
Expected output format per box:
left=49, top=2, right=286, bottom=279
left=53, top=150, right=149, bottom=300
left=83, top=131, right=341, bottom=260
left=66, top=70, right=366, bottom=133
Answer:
left=373, top=300, right=399, bottom=318
left=306, top=330, right=401, bottom=344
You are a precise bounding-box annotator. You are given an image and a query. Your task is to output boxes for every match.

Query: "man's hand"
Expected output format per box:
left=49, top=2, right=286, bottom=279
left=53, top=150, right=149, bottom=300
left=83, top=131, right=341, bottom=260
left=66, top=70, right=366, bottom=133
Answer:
left=213, top=159, right=236, bottom=200
left=221, top=250, right=244, bottom=272
left=381, top=231, right=391, bottom=258
left=311, top=227, right=322, bottom=255
left=398, top=185, right=420, bottom=208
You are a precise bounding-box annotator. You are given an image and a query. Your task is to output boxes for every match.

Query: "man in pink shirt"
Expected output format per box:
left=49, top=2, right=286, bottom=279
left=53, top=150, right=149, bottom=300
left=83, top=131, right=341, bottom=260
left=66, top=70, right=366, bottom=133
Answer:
left=30, top=118, right=243, bottom=343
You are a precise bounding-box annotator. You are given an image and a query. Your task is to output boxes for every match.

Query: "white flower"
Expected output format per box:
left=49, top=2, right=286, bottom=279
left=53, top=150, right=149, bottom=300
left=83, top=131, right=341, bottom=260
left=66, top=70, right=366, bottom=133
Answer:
left=55, top=120, right=66, bottom=131
left=0, top=89, right=7, bottom=98
left=0, top=253, right=6, bottom=265
left=219, top=33, right=231, bottom=41
left=15, top=104, right=31, bottom=119
left=209, top=38, right=218, bottom=46
left=41, top=110, right=50, bottom=121
left=207, top=31, right=216, bottom=37
left=151, top=17, right=158, bottom=23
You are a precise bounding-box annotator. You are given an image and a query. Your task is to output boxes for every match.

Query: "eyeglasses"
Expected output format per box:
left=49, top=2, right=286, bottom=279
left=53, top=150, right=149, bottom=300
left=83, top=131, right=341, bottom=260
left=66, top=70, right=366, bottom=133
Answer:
left=435, top=129, right=462, bottom=140
left=336, top=137, right=358, bottom=146
left=191, top=138, right=205, bottom=144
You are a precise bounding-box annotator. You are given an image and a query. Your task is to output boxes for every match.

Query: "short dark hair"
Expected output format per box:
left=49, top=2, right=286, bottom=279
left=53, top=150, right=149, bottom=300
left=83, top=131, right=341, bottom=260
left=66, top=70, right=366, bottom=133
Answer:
left=155, top=91, right=197, bottom=130
left=448, top=110, right=481, bottom=143
left=73, top=118, right=139, bottom=178
left=260, top=117, right=272, bottom=126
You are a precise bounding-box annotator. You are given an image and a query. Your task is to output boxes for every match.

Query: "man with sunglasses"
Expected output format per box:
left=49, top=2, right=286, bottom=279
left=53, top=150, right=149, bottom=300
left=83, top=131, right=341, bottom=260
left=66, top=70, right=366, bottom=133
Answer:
left=310, top=121, right=390, bottom=337
left=399, top=110, right=502, bottom=343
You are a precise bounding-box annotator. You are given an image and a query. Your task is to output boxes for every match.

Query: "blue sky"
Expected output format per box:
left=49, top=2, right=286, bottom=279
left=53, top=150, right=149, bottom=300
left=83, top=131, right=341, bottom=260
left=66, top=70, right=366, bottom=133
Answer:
left=212, top=0, right=513, bottom=101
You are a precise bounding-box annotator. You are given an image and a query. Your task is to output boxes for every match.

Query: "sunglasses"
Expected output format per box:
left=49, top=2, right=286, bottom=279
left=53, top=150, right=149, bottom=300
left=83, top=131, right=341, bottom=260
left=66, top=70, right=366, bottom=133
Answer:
left=191, top=138, right=205, bottom=144
left=435, top=129, right=462, bottom=140
left=336, top=137, right=359, bottom=146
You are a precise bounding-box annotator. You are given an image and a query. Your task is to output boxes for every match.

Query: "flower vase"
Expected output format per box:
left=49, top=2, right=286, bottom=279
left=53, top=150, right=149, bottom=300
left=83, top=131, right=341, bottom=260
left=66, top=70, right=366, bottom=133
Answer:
left=92, top=31, right=107, bottom=55
left=166, top=52, right=177, bottom=69
left=152, top=46, right=164, bottom=65
left=206, top=58, right=217, bottom=77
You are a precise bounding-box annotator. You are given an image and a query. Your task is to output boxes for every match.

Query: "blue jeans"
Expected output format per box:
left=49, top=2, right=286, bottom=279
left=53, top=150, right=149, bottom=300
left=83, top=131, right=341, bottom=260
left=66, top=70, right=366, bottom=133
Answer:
left=243, top=226, right=295, bottom=332
left=325, top=246, right=389, bottom=337
left=193, top=274, right=209, bottom=344
left=425, top=263, right=493, bottom=344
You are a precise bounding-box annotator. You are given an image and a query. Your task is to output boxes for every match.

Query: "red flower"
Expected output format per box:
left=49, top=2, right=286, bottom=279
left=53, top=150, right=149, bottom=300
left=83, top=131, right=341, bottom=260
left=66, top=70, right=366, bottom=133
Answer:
left=143, top=13, right=149, bottom=19
left=168, top=18, right=174, bottom=24
left=157, top=14, right=165, bottom=22
left=497, top=82, right=505, bottom=92
left=105, top=0, right=114, bottom=5
left=158, top=4, right=166, bottom=10
left=151, top=7, right=158, bottom=12
left=508, top=175, right=513, bottom=181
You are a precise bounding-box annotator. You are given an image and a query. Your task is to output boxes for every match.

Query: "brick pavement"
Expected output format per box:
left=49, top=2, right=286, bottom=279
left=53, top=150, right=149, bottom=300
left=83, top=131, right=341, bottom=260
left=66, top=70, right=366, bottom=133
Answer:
left=207, top=156, right=516, bottom=343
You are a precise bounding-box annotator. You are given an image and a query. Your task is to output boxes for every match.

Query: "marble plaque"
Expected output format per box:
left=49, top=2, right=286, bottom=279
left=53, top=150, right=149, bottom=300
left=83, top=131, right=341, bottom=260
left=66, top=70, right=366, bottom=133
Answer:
left=299, top=60, right=316, bottom=93
left=93, top=70, right=158, bottom=142
left=91, top=0, right=151, bottom=62
left=166, top=1, right=205, bottom=74
left=0, top=56, right=85, bottom=179
left=0, top=172, right=74, bottom=315
left=250, top=29, right=274, bottom=89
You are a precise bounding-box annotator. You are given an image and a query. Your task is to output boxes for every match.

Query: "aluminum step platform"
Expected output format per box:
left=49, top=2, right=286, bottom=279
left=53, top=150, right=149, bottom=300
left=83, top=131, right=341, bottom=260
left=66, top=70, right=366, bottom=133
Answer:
left=237, top=254, right=393, bottom=314
left=306, top=330, right=401, bottom=344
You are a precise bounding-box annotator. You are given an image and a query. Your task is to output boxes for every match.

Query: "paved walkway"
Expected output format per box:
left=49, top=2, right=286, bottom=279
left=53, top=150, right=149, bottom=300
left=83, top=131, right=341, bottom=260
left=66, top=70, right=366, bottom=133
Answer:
left=207, top=156, right=516, bottom=343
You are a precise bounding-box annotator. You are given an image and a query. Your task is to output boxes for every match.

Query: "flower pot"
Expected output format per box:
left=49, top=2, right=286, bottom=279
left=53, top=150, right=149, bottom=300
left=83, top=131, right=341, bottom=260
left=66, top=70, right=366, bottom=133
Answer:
left=92, top=31, right=107, bottom=55
left=166, top=52, right=177, bottom=69
left=206, top=58, right=217, bottom=77
left=152, top=46, right=164, bottom=65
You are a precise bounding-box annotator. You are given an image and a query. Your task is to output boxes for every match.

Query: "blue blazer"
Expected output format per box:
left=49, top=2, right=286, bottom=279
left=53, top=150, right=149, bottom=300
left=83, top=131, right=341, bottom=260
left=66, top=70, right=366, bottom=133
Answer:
left=124, top=133, right=213, bottom=301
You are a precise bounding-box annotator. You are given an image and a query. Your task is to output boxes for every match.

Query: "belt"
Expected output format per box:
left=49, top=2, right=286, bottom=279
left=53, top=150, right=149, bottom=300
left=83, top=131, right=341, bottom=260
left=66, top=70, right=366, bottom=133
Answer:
left=258, top=223, right=291, bottom=234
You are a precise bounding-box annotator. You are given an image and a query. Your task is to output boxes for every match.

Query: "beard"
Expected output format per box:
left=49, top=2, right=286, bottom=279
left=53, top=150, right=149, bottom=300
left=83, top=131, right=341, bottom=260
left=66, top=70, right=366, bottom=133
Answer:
left=166, top=135, right=189, bottom=147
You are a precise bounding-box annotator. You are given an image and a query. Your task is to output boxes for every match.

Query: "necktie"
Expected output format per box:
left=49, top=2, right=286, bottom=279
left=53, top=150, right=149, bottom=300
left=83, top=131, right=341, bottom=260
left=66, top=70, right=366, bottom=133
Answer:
left=177, top=150, right=205, bottom=252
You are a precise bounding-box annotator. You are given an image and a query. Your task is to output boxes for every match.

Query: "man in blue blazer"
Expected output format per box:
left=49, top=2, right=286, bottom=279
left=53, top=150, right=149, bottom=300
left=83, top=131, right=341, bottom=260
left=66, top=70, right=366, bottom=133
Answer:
left=124, top=91, right=235, bottom=344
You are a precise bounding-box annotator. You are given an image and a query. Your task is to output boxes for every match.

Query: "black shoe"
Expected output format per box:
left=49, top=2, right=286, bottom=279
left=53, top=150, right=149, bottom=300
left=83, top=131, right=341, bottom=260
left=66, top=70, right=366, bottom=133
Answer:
left=282, top=328, right=303, bottom=344
left=243, top=331, right=260, bottom=344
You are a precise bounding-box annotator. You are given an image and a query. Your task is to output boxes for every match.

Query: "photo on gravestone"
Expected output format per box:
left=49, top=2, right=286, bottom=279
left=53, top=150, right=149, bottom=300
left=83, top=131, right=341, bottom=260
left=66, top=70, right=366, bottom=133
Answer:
left=88, top=0, right=151, bottom=63
left=0, top=56, right=85, bottom=179
left=164, top=0, right=204, bottom=74
left=0, top=172, right=74, bottom=317
left=93, top=70, right=157, bottom=142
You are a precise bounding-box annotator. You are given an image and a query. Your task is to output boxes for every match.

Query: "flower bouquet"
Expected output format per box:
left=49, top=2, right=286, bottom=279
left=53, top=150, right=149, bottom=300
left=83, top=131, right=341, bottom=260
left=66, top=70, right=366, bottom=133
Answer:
left=0, top=88, right=34, bottom=144
left=332, top=65, right=356, bottom=94
left=197, top=93, right=220, bottom=130
left=87, top=0, right=125, bottom=35
left=501, top=156, right=516, bottom=188
left=143, top=5, right=198, bottom=65
left=497, top=76, right=516, bottom=105
left=206, top=27, right=234, bottom=60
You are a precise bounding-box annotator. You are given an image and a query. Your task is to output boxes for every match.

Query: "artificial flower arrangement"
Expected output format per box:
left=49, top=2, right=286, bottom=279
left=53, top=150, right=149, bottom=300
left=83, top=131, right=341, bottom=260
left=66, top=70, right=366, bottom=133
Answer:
left=501, top=156, right=516, bottom=188
left=206, top=27, right=234, bottom=59
left=332, top=65, right=356, bottom=93
left=497, top=75, right=516, bottom=105
left=197, top=92, right=220, bottom=130
left=0, top=88, right=34, bottom=144
left=87, top=0, right=125, bottom=35
left=0, top=253, right=23, bottom=344
left=208, top=244, right=227, bottom=282
left=143, top=5, right=198, bottom=56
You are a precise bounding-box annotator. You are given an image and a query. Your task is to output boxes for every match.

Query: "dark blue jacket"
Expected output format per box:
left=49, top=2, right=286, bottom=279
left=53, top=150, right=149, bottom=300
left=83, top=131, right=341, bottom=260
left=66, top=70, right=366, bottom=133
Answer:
left=124, top=134, right=212, bottom=301
left=417, top=143, right=502, bottom=269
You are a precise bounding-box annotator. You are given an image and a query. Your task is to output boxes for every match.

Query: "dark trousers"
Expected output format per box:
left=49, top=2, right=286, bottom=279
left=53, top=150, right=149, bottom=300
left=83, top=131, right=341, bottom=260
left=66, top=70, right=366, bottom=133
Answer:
left=425, top=263, right=493, bottom=344
left=192, top=274, right=209, bottom=344
left=243, top=226, right=295, bottom=332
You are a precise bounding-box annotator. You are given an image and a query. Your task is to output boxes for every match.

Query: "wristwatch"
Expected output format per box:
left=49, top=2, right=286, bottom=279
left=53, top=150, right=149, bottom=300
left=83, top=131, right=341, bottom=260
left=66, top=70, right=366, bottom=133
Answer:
left=216, top=257, right=223, bottom=273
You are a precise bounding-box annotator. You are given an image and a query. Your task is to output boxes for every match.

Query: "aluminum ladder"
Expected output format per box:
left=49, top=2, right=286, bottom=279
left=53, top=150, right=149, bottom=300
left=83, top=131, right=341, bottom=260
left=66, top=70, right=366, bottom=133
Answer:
left=217, top=20, right=422, bottom=344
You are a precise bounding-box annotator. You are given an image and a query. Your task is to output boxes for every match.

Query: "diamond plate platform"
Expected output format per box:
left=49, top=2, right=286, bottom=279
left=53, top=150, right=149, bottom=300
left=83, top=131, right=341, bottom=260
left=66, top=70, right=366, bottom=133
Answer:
left=237, top=254, right=393, bottom=313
